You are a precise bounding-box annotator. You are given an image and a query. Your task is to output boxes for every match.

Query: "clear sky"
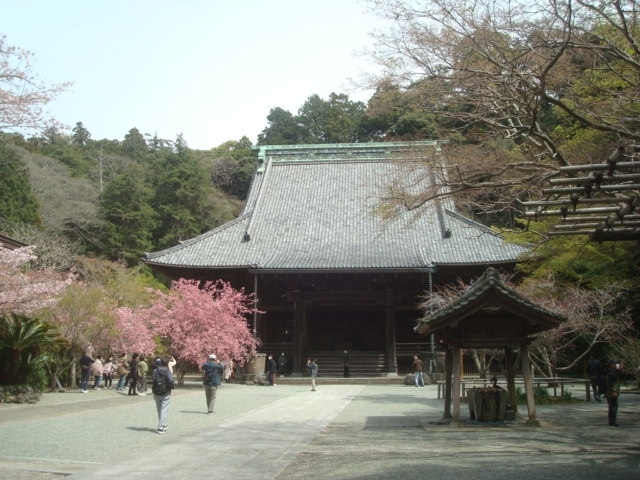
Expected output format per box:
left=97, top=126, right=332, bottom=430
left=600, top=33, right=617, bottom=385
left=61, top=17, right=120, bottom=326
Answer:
left=3, top=0, right=380, bottom=150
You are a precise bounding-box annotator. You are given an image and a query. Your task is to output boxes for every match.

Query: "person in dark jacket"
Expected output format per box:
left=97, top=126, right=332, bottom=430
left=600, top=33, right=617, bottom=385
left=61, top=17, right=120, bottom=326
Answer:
left=605, top=359, right=622, bottom=426
left=587, top=355, right=604, bottom=401
left=266, top=354, right=277, bottom=386
left=127, top=353, right=139, bottom=396
left=307, top=358, right=318, bottom=391
left=202, top=354, right=224, bottom=414
left=343, top=350, right=350, bottom=378
left=79, top=351, right=94, bottom=393
left=278, top=352, right=287, bottom=378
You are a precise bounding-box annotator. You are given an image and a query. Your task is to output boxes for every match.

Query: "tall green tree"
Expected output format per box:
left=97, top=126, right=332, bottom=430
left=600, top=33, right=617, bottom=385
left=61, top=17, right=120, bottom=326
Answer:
left=258, top=93, right=372, bottom=145
left=257, top=107, right=304, bottom=145
left=298, top=93, right=368, bottom=143
left=121, top=127, right=148, bottom=158
left=71, top=122, right=91, bottom=146
left=208, top=137, right=257, bottom=198
left=100, top=165, right=158, bottom=265
left=151, top=140, right=218, bottom=248
left=0, top=143, right=41, bottom=227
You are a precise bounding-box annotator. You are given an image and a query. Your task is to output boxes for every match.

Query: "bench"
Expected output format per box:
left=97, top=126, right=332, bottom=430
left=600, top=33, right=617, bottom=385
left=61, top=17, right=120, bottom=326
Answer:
left=437, top=377, right=591, bottom=401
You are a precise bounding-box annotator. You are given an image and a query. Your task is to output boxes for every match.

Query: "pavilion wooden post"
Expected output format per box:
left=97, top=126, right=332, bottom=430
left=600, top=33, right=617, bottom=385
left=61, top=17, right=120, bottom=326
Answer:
left=443, top=347, right=453, bottom=419
left=520, top=343, right=539, bottom=425
left=451, top=345, right=462, bottom=423
left=504, top=347, right=518, bottom=415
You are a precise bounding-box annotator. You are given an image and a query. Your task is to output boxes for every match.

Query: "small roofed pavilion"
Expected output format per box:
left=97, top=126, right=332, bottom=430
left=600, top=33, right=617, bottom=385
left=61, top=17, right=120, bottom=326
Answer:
left=415, top=268, right=565, bottom=425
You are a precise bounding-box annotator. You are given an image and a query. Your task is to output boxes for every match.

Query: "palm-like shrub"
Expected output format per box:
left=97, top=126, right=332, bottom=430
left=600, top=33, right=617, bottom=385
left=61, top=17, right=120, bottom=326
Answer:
left=0, top=313, right=61, bottom=386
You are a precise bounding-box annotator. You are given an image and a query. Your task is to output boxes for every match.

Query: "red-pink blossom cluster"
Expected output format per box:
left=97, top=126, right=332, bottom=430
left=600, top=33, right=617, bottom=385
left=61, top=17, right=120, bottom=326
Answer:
left=114, top=278, right=260, bottom=366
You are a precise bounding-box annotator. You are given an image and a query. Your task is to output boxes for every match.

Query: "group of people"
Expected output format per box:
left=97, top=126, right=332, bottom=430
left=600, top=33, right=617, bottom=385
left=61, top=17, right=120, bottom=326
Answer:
left=587, top=355, right=623, bottom=426
left=265, top=352, right=291, bottom=385
left=266, top=353, right=320, bottom=391
left=79, top=348, right=176, bottom=397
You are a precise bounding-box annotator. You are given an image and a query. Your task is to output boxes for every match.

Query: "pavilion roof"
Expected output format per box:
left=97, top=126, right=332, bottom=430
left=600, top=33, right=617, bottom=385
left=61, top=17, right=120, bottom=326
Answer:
left=416, top=268, right=565, bottom=347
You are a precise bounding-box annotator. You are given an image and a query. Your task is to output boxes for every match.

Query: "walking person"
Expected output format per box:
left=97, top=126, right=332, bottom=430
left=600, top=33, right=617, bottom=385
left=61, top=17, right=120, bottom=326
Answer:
left=307, top=358, right=318, bottom=391
left=343, top=350, right=350, bottom=378
left=202, top=354, right=224, bottom=414
left=412, top=355, right=425, bottom=387
left=267, top=354, right=277, bottom=386
left=605, top=359, right=622, bottom=426
left=151, top=357, right=175, bottom=434
left=128, top=353, right=139, bottom=396
left=587, top=354, right=604, bottom=401
left=79, top=350, right=94, bottom=393
left=137, top=355, right=149, bottom=395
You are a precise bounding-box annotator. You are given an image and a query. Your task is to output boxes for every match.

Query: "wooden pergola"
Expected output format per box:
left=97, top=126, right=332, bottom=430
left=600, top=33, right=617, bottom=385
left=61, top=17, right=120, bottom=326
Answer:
left=522, top=146, right=640, bottom=242
left=416, top=268, right=565, bottom=425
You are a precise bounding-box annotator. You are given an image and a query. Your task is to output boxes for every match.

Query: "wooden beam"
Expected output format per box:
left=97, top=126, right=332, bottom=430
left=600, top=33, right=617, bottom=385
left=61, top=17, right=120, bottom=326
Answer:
left=558, top=161, right=640, bottom=173
left=520, top=344, right=539, bottom=426
left=543, top=184, right=640, bottom=194
left=452, top=346, right=462, bottom=423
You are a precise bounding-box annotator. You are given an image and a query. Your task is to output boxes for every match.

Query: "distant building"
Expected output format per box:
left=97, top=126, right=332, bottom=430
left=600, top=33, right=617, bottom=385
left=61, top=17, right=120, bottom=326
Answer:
left=145, top=142, right=526, bottom=376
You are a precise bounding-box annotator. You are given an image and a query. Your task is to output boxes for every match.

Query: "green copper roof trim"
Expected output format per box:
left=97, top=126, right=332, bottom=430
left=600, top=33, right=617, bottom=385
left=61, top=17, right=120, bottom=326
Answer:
left=255, top=141, right=439, bottom=165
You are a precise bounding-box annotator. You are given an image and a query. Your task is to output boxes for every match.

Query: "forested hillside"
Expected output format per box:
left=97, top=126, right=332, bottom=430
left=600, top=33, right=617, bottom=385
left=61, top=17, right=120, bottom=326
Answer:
left=0, top=129, right=252, bottom=265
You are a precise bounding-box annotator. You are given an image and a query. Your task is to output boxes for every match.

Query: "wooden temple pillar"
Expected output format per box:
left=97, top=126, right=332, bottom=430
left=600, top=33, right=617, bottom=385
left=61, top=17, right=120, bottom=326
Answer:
left=520, top=343, right=539, bottom=425
left=292, top=294, right=305, bottom=376
left=443, top=347, right=453, bottom=419
left=385, top=289, right=397, bottom=374
left=504, top=347, right=518, bottom=416
left=451, top=345, right=462, bottom=423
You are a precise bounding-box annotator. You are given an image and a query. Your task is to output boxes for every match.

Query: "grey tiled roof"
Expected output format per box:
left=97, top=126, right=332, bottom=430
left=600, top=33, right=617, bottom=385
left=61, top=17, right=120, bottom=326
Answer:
left=416, top=267, right=565, bottom=335
left=145, top=142, right=527, bottom=271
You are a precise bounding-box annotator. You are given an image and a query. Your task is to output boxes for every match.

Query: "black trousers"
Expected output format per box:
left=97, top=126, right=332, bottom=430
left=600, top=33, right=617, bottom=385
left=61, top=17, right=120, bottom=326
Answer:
left=607, top=395, right=619, bottom=425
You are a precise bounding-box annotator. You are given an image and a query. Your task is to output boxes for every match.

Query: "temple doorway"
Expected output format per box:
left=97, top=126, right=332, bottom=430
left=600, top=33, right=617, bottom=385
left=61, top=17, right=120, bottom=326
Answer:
left=307, top=307, right=385, bottom=351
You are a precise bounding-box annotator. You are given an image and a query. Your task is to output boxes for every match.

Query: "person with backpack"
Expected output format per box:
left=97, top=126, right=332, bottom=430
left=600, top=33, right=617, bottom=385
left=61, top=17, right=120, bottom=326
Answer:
left=151, top=357, right=175, bottom=434
left=202, top=354, right=224, bottom=414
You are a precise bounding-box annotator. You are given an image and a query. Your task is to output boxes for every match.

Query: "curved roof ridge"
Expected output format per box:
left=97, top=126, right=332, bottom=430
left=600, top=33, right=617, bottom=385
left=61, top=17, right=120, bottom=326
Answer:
left=417, top=267, right=565, bottom=336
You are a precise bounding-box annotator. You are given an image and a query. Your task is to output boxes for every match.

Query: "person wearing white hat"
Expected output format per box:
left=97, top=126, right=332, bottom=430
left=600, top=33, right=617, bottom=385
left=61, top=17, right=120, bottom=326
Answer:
left=202, top=354, right=224, bottom=414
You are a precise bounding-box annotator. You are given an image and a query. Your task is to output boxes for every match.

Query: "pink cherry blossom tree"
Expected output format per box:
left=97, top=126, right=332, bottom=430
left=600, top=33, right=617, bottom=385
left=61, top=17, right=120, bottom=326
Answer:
left=0, top=246, right=75, bottom=316
left=115, top=278, right=260, bottom=382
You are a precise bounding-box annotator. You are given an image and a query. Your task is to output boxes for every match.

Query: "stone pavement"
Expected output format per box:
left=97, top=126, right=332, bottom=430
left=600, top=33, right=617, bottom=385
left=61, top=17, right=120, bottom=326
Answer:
left=0, top=382, right=638, bottom=480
